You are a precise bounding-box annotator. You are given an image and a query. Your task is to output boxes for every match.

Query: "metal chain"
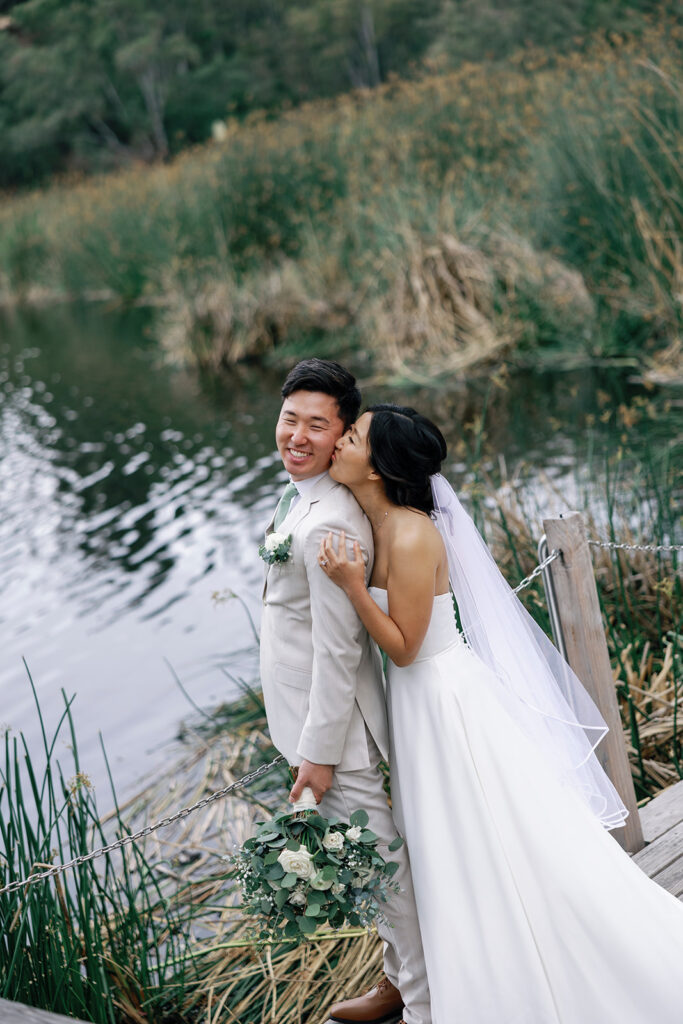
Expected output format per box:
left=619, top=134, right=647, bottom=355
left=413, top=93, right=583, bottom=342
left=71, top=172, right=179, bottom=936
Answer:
left=513, top=549, right=560, bottom=594
left=588, top=539, right=683, bottom=555
left=0, top=754, right=285, bottom=898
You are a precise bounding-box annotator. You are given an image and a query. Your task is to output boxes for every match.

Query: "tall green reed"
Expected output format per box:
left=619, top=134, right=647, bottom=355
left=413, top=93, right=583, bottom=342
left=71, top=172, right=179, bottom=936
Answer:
left=593, top=443, right=682, bottom=798
left=532, top=58, right=683, bottom=357
left=0, top=664, right=197, bottom=1022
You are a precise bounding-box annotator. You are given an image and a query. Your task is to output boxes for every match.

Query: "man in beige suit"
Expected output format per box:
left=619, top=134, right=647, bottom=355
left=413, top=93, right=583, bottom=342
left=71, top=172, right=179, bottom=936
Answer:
left=260, top=360, right=431, bottom=1024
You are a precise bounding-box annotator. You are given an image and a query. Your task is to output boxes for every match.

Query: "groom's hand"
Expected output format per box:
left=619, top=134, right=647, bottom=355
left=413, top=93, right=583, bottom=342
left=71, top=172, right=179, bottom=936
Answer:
left=289, top=759, right=334, bottom=805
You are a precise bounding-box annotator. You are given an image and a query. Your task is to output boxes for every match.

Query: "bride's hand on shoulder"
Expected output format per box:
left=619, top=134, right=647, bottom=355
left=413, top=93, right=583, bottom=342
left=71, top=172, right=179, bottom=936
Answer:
left=318, top=531, right=365, bottom=595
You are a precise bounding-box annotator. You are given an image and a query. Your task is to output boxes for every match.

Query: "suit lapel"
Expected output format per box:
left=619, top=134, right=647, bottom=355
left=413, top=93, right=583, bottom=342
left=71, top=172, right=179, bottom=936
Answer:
left=262, top=473, right=337, bottom=600
left=264, top=509, right=277, bottom=536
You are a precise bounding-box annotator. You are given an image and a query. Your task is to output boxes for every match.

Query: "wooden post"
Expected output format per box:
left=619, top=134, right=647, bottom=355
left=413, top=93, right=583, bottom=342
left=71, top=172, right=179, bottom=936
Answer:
left=543, top=511, right=644, bottom=854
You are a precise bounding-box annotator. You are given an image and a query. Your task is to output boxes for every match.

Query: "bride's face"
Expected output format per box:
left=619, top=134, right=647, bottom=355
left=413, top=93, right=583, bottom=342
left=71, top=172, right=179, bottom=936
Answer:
left=329, top=411, right=374, bottom=486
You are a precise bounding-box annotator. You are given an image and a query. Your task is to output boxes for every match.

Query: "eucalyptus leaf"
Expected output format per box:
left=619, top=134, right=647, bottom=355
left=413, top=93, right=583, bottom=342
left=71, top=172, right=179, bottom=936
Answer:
left=304, top=814, right=328, bottom=833
left=330, top=908, right=345, bottom=928
left=298, top=915, right=317, bottom=934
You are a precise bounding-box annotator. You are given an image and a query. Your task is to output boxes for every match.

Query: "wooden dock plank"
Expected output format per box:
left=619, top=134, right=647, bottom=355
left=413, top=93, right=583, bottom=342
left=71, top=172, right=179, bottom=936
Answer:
left=650, top=857, right=683, bottom=900
left=631, top=780, right=683, bottom=901
left=632, top=820, right=683, bottom=876
left=639, top=779, right=683, bottom=843
left=0, top=1000, right=91, bottom=1024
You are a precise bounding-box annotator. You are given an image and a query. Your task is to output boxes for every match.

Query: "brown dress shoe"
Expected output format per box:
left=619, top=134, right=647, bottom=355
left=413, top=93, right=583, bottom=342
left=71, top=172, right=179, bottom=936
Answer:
left=328, top=975, right=404, bottom=1023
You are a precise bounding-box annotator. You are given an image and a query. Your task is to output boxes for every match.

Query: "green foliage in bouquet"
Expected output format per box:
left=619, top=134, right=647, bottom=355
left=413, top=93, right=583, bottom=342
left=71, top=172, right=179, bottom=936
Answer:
left=234, top=806, right=402, bottom=942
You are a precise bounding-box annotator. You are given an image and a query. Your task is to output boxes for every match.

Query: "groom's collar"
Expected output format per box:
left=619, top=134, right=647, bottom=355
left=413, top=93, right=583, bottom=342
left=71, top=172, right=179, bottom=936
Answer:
left=289, top=471, right=337, bottom=515
left=291, top=470, right=328, bottom=498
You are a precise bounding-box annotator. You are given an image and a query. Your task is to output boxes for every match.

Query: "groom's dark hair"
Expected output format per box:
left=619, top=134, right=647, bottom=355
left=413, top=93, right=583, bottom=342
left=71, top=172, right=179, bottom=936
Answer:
left=281, top=359, right=361, bottom=429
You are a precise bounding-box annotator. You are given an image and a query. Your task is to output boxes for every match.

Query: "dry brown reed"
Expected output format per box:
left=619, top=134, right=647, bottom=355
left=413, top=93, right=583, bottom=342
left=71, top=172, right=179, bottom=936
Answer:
left=642, top=338, right=683, bottom=385
left=188, top=928, right=383, bottom=1024
left=159, top=263, right=353, bottom=371
left=369, top=227, right=595, bottom=383
left=159, top=222, right=596, bottom=381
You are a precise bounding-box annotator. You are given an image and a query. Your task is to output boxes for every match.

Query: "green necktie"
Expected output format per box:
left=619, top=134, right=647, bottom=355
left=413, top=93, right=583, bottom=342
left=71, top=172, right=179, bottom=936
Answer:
left=273, top=481, right=299, bottom=530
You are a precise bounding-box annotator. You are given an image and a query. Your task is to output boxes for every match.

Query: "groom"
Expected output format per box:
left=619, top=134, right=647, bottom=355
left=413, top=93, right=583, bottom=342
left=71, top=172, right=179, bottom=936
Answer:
left=260, top=359, right=431, bottom=1024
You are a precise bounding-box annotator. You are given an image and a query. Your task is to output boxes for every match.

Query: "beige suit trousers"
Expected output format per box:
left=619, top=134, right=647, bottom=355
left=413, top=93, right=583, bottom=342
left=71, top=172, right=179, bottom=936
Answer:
left=319, top=741, right=432, bottom=1024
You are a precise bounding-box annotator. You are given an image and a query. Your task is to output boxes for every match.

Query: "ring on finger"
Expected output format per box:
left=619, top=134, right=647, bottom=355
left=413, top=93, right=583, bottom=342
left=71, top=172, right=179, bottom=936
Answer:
left=320, top=558, right=328, bottom=566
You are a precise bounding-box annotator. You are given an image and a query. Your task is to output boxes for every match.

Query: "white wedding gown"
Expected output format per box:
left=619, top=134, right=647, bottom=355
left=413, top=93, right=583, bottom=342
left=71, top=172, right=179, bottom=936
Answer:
left=371, top=587, right=683, bottom=1024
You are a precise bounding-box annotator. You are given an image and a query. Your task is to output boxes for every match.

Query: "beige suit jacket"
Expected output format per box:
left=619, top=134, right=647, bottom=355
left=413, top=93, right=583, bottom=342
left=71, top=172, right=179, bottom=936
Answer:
left=259, top=473, right=389, bottom=772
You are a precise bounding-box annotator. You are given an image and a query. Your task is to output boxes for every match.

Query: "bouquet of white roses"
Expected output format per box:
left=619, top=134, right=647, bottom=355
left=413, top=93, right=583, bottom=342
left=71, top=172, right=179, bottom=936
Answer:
left=234, top=789, right=402, bottom=942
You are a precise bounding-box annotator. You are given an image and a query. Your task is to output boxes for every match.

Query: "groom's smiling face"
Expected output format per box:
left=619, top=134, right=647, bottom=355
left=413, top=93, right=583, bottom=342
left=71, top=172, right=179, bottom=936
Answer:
left=276, top=390, right=346, bottom=480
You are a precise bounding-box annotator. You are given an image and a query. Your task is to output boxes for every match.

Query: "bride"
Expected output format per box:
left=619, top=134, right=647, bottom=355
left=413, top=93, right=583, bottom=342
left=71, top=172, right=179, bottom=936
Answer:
left=318, top=402, right=683, bottom=1024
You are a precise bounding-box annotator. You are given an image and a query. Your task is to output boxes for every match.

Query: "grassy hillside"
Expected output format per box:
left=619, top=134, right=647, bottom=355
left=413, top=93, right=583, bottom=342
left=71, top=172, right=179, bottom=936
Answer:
left=1, top=20, right=681, bottom=381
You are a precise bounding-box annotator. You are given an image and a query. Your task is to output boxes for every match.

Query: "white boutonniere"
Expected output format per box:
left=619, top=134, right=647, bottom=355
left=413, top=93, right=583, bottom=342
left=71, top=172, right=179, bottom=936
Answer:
left=259, top=532, right=293, bottom=565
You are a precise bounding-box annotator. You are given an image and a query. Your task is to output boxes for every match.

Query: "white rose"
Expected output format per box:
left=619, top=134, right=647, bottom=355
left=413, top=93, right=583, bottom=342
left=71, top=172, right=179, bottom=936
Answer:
left=322, top=829, right=344, bottom=852
left=346, top=825, right=362, bottom=842
left=288, top=888, right=307, bottom=907
left=310, top=871, right=334, bottom=891
left=265, top=532, right=287, bottom=552
left=278, top=845, right=315, bottom=879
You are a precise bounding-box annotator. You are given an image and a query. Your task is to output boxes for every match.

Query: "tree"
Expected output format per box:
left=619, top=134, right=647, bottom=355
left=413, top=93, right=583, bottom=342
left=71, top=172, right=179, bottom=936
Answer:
left=0, top=0, right=202, bottom=182
left=0, top=0, right=670, bottom=189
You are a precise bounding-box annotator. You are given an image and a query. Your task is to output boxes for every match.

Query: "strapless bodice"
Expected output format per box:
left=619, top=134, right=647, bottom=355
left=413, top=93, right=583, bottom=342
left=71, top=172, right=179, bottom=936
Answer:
left=368, top=587, right=464, bottom=662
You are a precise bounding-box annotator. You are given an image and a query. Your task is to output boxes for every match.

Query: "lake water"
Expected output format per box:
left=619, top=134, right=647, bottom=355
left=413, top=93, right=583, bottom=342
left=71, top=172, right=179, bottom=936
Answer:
left=0, top=304, right=677, bottom=803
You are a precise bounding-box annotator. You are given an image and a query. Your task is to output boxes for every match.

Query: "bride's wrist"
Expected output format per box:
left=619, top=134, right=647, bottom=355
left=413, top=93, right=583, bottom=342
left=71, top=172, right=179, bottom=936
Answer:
left=343, top=578, right=366, bottom=601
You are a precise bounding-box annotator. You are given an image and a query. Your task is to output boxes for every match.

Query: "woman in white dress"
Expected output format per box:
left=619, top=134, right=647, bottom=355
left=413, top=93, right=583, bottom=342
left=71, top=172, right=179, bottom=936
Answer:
left=317, top=402, right=683, bottom=1024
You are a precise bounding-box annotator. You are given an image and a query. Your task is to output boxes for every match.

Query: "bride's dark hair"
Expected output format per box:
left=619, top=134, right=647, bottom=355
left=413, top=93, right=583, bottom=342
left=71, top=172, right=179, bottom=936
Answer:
left=366, top=403, right=447, bottom=514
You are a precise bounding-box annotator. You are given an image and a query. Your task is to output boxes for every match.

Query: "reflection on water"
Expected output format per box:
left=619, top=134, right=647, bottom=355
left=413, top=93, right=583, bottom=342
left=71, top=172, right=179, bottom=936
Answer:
left=0, top=304, right=677, bottom=799
left=0, top=310, right=282, bottom=614
left=0, top=305, right=287, bottom=796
